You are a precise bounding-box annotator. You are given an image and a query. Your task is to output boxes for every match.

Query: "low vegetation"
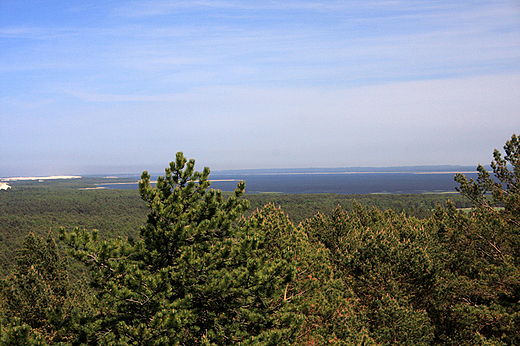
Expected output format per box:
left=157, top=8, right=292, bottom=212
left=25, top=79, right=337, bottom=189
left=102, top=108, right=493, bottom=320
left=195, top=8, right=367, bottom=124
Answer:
left=0, top=134, right=518, bottom=345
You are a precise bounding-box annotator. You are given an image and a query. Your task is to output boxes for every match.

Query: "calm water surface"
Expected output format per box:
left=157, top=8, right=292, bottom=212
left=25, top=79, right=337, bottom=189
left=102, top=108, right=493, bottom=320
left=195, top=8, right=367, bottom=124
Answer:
left=98, top=172, right=478, bottom=194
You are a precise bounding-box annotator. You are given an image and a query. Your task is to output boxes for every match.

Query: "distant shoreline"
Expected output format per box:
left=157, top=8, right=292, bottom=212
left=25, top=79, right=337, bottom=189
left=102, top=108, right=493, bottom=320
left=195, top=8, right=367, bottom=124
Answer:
left=215, top=171, right=476, bottom=176
left=0, top=175, right=81, bottom=181
left=0, top=165, right=480, bottom=181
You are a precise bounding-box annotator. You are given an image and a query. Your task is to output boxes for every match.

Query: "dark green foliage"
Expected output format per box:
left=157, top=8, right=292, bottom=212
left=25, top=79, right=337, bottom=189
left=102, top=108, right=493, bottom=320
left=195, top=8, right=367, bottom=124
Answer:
left=0, top=318, right=48, bottom=346
left=236, top=203, right=363, bottom=345
left=434, top=133, right=520, bottom=345
left=0, top=232, right=91, bottom=344
left=301, top=204, right=437, bottom=345
left=429, top=203, right=520, bottom=345
left=2, top=135, right=519, bottom=345
left=245, top=193, right=470, bottom=224
left=0, top=181, right=467, bottom=277
left=59, top=153, right=303, bottom=344
left=0, top=188, right=147, bottom=276
left=455, top=133, right=520, bottom=226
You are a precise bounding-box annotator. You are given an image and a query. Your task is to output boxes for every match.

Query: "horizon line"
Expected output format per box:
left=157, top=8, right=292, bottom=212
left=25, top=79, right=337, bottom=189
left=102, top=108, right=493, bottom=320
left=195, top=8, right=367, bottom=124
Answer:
left=0, top=164, right=483, bottom=180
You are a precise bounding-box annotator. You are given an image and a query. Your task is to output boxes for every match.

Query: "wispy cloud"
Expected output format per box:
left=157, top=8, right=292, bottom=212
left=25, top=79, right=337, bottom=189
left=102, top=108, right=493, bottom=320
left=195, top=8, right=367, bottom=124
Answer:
left=2, top=1, right=518, bottom=83
left=1, top=1, right=519, bottom=175
left=114, top=1, right=365, bottom=17
left=0, top=26, right=79, bottom=39
left=62, top=88, right=177, bottom=102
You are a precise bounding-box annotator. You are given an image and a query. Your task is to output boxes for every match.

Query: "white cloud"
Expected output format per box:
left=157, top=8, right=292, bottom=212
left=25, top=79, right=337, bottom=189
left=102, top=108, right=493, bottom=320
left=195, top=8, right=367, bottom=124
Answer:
left=1, top=1, right=520, bottom=175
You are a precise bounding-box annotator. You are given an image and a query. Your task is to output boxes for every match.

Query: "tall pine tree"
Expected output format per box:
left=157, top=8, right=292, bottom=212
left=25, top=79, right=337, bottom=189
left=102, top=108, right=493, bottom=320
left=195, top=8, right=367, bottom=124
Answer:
left=60, top=152, right=302, bottom=345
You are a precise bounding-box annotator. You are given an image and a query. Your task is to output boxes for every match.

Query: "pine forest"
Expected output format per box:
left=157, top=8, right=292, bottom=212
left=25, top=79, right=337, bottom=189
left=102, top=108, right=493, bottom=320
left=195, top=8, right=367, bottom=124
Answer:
left=1, top=134, right=519, bottom=345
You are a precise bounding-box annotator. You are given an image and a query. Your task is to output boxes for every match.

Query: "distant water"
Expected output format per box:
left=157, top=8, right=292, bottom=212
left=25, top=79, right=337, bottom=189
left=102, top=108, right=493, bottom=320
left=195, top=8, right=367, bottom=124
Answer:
left=98, top=171, right=479, bottom=194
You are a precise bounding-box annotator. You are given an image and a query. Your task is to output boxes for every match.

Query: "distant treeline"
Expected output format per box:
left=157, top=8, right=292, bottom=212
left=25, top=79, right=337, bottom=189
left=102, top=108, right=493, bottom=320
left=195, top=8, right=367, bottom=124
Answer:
left=0, top=184, right=470, bottom=277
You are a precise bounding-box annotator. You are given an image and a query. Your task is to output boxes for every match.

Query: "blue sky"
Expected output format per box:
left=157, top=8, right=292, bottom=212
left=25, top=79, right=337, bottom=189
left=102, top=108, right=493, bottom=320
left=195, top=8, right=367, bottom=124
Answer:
left=1, top=1, right=520, bottom=176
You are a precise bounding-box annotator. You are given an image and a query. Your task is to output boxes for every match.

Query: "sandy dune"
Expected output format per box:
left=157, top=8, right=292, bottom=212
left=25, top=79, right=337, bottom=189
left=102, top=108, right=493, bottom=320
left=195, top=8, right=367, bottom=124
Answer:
left=0, top=183, right=11, bottom=190
left=1, top=175, right=81, bottom=181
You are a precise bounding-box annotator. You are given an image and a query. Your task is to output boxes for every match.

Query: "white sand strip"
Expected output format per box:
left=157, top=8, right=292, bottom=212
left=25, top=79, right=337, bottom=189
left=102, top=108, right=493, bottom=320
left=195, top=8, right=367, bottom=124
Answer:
left=1, top=175, right=81, bottom=181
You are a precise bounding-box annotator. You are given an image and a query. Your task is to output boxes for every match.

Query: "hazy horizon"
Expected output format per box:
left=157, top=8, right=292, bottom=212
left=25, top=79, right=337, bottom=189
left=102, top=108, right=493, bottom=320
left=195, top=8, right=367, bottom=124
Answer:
left=2, top=1, right=519, bottom=177
left=0, top=164, right=481, bottom=180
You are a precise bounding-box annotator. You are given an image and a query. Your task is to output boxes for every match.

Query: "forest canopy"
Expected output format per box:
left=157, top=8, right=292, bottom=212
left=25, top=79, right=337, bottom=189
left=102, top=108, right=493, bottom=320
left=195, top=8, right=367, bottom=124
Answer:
left=1, top=134, right=519, bottom=345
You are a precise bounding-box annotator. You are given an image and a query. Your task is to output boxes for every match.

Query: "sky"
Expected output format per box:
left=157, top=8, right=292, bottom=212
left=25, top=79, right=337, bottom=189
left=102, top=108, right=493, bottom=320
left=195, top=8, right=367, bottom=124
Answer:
left=1, top=1, right=520, bottom=176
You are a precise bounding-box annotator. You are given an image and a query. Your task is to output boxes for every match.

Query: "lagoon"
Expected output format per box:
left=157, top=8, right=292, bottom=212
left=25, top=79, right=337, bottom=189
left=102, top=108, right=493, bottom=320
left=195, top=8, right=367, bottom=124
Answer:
left=97, top=170, right=479, bottom=195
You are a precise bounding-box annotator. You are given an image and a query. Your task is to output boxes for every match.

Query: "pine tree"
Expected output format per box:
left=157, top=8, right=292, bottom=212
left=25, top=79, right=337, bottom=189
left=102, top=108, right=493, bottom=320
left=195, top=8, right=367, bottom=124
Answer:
left=0, top=232, right=89, bottom=344
left=429, top=133, right=520, bottom=344
left=301, top=203, right=437, bottom=345
left=455, top=133, right=520, bottom=227
left=0, top=318, right=48, bottom=346
left=60, top=152, right=302, bottom=345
